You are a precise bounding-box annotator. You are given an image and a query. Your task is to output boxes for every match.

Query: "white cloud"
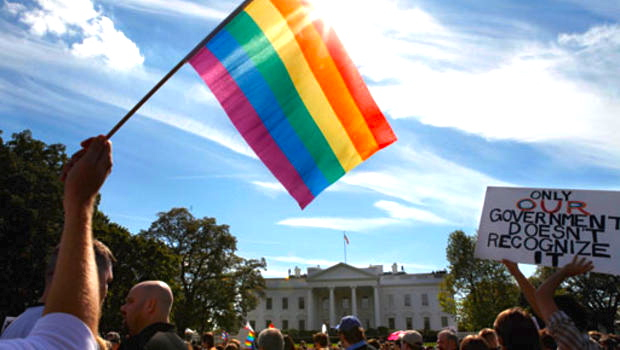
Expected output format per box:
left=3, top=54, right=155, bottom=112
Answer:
left=6, top=0, right=144, bottom=70
left=277, top=217, right=401, bottom=232
left=342, top=145, right=513, bottom=226
left=374, top=200, right=450, bottom=224
left=103, top=0, right=229, bottom=21
left=322, top=1, right=620, bottom=169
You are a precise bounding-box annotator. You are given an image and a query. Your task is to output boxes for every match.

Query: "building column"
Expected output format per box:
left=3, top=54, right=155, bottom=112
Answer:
left=329, top=286, right=336, bottom=327
left=373, top=286, right=381, bottom=328
left=351, top=286, right=358, bottom=316
left=307, top=288, right=314, bottom=330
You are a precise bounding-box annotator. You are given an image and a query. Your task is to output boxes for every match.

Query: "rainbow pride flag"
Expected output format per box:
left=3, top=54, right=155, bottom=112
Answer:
left=189, top=0, right=396, bottom=208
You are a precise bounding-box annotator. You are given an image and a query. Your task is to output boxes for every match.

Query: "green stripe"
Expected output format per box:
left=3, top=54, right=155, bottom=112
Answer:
left=225, top=11, right=344, bottom=183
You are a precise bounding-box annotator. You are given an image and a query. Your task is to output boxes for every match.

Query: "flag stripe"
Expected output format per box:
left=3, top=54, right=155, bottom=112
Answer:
left=206, top=29, right=330, bottom=196
left=313, top=20, right=397, bottom=150
left=189, top=47, right=315, bottom=207
left=270, top=0, right=380, bottom=159
left=244, top=0, right=363, bottom=171
left=224, top=11, right=344, bottom=183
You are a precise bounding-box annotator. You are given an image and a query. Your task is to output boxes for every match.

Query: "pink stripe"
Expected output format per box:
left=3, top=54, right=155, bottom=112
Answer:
left=189, top=47, right=314, bottom=208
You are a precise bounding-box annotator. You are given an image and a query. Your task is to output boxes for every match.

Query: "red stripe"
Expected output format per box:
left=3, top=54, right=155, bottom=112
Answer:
left=313, top=20, right=397, bottom=150
left=189, top=47, right=315, bottom=208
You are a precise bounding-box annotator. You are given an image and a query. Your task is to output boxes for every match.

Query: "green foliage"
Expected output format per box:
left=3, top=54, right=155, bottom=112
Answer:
left=439, top=230, right=519, bottom=330
left=141, top=208, right=266, bottom=334
left=0, top=130, right=67, bottom=322
left=93, top=211, right=181, bottom=333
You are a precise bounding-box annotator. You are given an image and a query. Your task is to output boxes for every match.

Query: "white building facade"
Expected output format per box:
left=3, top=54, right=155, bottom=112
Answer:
left=246, top=263, right=456, bottom=332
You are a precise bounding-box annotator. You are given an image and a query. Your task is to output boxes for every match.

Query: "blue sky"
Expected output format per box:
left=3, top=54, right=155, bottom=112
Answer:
left=1, top=0, right=619, bottom=278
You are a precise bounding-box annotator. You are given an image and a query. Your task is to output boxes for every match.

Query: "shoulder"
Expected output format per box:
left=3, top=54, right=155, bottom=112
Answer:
left=144, top=330, right=186, bottom=350
left=0, top=313, right=97, bottom=350
left=1, top=306, right=45, bottom=339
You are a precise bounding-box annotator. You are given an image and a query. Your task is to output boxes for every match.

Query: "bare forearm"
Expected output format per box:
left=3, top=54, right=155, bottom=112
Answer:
left=512, top=269, right=542, bottom=318
left=535, top=269, right=566, bottom=322
left=43, top=203, right=99, bottom=333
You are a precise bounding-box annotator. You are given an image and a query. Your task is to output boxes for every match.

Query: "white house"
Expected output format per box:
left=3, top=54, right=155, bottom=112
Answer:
left=246, top=263, right=456, bottom=332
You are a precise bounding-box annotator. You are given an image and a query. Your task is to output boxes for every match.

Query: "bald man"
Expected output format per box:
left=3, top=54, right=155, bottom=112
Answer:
left=119, top=280, right=186, bottom=350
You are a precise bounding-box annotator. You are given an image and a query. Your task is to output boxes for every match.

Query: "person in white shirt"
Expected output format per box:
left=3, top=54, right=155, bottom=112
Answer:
left=0, top=135, right=113, bottom=350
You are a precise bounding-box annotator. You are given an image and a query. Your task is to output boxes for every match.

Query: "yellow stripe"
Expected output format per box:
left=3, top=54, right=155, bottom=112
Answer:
left=245, top=0, right=362, bottom=171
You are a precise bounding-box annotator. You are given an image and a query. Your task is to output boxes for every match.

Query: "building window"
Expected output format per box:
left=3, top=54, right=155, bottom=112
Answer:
left=282, top=297, right=288, bottom=310
left=421, top=293, right=428, bottom=306
left=406, top=317, right=412, bottom=330
left=388, top=318, right=395, bottom=329
left=441, top=316, right=448, bottom=328
left=322, top=297, right=329, bottom=311
left=298, top=297, right=305, bottom=310
left=388, top=294, right=394, bottom=307
left=423, top=317, right=430, bottom=330
left=282, top=320, right=289, bottom=330
left=361, top=297, right=369, bottom=309
left=404, top=294, right=411, bottom=307
left=299, top=319, right=305, bottom=331
left=266, top=298, right=272, bottom=310
left=250, top=320, right=256, bottom=330
left=342, top=297, right=350, bottom=308
left=266, top=320, right=272, bottom=328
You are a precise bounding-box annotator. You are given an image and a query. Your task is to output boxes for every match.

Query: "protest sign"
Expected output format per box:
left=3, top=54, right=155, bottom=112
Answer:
left=475, top=186, right=619, bottom=276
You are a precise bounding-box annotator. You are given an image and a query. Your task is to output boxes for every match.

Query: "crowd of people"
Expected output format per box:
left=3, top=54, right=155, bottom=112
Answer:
left=0, top=136, right=618, bottom=350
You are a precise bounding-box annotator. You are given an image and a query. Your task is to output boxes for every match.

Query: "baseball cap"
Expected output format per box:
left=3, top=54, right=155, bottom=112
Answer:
left=401, top=331, right=423, bottom=348
left=334, top=316, right=362, bottom=332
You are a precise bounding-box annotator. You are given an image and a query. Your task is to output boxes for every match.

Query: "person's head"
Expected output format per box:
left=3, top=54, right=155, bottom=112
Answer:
left=400, top=331, right=424, bottom=350
left=120, top=280, right=174, bottom=336
left=437, top=330, right=458, bottom=350
left=368, top=339, right=380, bottom=350
left=203, top=332, right=215, bottom=348
left=335, top=316, right=365, bottom=347
left=226, top=342, right=240, bottom=350
left=538, top=329, right=556, bottom=350
left=257, top=328, right=284, bottom=350
left=493, top=308, right=540, bottom=350
left=478, top=329, right=499, bottom=349
left=45, top=239, right=115, bottom=304
left=283, top=335, right=296, bottom=350
left=313, top=332, right=328, bottom=348
left=459, top=335, right=490, bottom=350
left=554, top=295, right=589, bottom=332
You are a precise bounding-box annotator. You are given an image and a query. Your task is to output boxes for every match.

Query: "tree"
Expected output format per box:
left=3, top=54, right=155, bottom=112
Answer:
left=439, top=230, right=519, bottom=330
left=93, top=211, right=181, bottom=333
left=141, top=208, right=266, bottom=333
left=0, top=130, right=67, bottom=322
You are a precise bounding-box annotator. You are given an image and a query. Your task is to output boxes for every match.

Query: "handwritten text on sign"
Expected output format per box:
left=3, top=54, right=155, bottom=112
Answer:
left=475, top=187, right=619, bottom=276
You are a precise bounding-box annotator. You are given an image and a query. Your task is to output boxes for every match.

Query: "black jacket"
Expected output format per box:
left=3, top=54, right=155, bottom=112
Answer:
left=119, top=322, right=186, bottom=350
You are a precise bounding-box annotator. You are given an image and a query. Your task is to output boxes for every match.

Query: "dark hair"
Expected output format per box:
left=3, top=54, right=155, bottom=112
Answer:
left=257, top=328, right=284, bottom=350
left=45, top=239, right=115, bottom=283
left=459, top=335, right=490, bottom=350
left=284, top=335, right=296, bottom=350
left=203, top=332, right=215, bottom=347
left=554, top=295, right=589, bottom=332
left=340, top=327, right=365, bottom=345
left=313, top=333, right=328, bottom=347
left=538, top=329, right=557, bottom=350
left=438, top=330, right=458, bottom=346
left=493, top=308, right=540, bottom=350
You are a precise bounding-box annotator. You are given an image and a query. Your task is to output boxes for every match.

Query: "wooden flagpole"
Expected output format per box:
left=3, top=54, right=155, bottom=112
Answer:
left=106, top=0, right=254, bottom=139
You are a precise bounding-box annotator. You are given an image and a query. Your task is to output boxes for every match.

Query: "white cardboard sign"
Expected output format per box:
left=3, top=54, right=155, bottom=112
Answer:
left=475, top=187, right=619, bottom=276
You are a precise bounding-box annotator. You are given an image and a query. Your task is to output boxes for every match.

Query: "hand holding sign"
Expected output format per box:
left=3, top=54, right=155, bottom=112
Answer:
left=476, top=187, right=619, bottom=276
left=561, top=255, right=594, bottom=278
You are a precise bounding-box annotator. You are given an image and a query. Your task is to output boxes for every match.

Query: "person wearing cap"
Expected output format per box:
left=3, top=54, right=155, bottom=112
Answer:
left=401, top=331, right=424, bottom=350
left=334, top=316, right=376, bottom=350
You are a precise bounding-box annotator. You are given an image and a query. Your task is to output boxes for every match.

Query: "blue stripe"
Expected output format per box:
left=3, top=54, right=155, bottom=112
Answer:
left=206, top=29, right=329, bottom=195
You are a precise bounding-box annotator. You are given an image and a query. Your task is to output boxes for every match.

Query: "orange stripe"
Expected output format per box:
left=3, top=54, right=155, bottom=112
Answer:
left=270, top=0, right=379, bottom=159
left=313, top=20, right=397, bottom=149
